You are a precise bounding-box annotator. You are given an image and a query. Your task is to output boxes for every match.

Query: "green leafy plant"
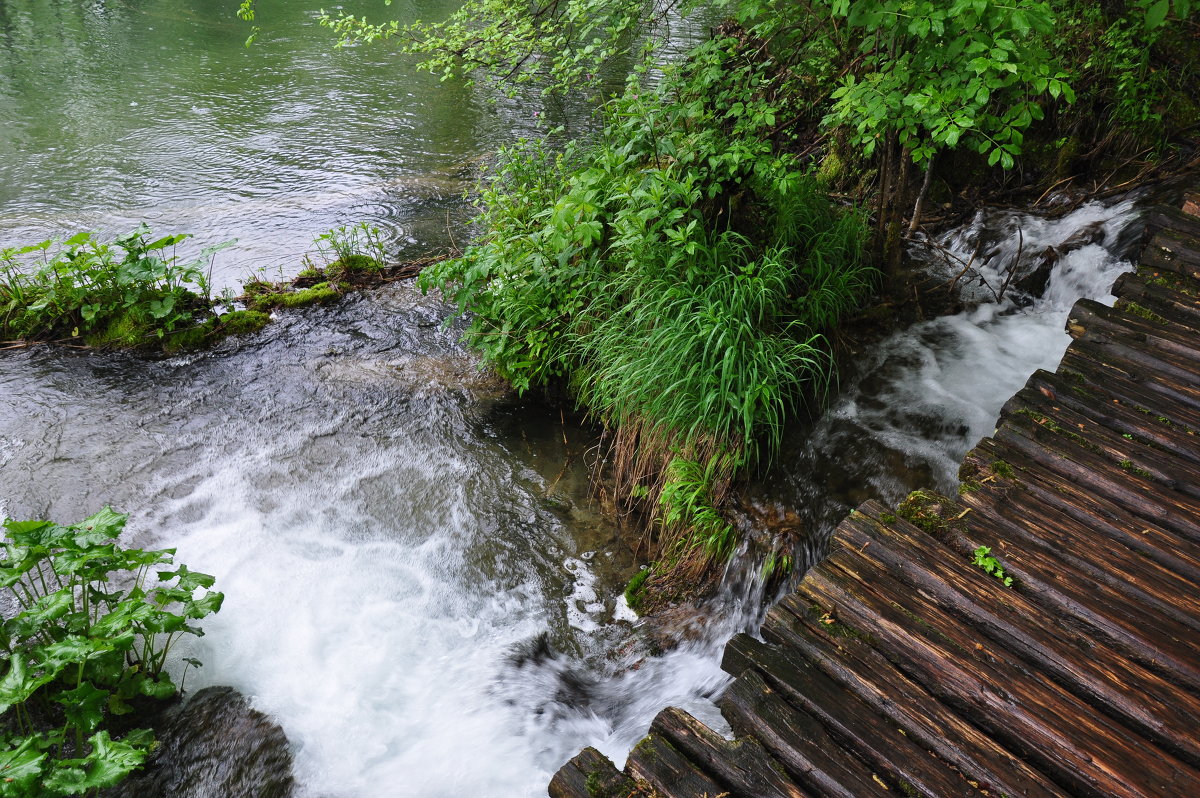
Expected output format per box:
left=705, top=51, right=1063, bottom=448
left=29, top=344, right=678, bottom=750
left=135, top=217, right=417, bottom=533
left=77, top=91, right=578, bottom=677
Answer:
left=312, top=222, right=386, bottom=271
left=0, top=508, right=223, bottom=796
left=823, top=0, right=1067, bottom=170
left=972, top=545, right=1013, bottom=587
left=0, top=226, right=231, bottom=348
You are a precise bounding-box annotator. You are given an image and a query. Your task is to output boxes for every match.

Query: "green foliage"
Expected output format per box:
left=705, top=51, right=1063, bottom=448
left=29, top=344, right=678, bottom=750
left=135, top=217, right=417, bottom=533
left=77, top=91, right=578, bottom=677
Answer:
left=0, top=509, right=223, bottom=796
left=420, top=41, right=871, bottom=560
left=972, top=545, right=1013, bottom=587
left=823, top=0, right=1066, bottom=169
left=658, top=458, right=737, bottom=558
left=0, top=226, right=230, bottom=348
left=319, top=0, right=670, bottom=97
left=622, top=567, right=651, bottom=612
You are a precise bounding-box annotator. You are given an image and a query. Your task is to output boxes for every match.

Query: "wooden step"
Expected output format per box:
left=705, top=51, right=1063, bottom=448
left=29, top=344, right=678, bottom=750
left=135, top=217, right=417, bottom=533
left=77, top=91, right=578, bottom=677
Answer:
left=798, top=549, right=1200, bottom=797
left=650, top=706, right=809, bottom=798
left=719, top=669, right=883, bottom=798
left=626, top=732, right=727, bottom=798
left=724, top=633, right=997, bottom=797
left=841, top=504, right=1200, bottom=765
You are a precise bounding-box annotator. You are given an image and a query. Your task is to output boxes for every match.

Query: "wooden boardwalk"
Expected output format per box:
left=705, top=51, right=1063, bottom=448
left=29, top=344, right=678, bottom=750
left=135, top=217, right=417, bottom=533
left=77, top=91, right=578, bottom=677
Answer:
left=550, top=190, right=1200, bottom=798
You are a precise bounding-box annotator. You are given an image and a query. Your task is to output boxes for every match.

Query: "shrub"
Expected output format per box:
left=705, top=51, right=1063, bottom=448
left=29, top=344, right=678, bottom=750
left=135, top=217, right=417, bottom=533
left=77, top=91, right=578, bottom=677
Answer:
left=0, top=509, right=222, bottom=796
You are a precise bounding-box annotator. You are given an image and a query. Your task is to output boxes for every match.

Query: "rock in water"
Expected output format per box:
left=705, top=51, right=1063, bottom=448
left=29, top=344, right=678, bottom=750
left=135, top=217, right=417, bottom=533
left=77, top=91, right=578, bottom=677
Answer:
left=105, top=686, right=294, bottom=798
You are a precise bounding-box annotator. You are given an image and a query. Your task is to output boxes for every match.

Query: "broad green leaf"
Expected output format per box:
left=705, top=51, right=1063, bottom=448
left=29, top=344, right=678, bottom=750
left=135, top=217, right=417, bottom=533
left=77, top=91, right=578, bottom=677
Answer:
left=0, top=736, right=47, bottom=794
left=1146, top=0, right=1170, bottom=27
left=71, top=508, right=126, bottom=547
left=56, top=682, right=110, bottom=734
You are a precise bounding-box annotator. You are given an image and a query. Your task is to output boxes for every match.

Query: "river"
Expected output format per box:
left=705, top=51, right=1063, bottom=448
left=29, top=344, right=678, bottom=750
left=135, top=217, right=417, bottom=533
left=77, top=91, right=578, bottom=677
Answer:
left=0, top=2, right=1148, bottom=796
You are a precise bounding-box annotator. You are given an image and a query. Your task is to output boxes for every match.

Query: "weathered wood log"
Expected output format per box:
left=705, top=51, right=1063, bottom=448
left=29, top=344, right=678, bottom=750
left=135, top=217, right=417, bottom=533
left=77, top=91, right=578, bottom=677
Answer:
left=838, top=505, right=1200, bottom=765
left=1061, top=338, right=1200, bottom=411
left=649, top=706, right=809, bottom=798
left=625, top=733, right=727, bottom=798
left=1003, top=386, right=1200, bottom=504
left=799, top=554, right=1200, bottom=797
left=754, top=607, right=1069, bottom=798
left=999, top=389, right=1200, bottom=502
left=718, top=670, right=883, bottom=798
left=954, top=470, right=1200, bottom=633
left=1144, top=203, right=1200, bottom=240
left=1140, top=229, right=1200, bottom=278
left=549, top=747, right=641, bottom=798
left=1113, top=273, right=1200, bottom=331
left=1022, top=369, right=1200, bottom=465
left=1068, top=298, right=1200, bottom=371
left=994, top=412, right=1200, bottom=542
left=724, top=633, right=996, bottom=797
left=963, top=439, right=1200, bottom=584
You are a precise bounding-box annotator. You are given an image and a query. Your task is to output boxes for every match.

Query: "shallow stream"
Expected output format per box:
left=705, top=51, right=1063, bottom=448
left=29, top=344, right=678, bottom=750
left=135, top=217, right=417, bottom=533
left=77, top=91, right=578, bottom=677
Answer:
left=0, top=3, right=1152, bottom=796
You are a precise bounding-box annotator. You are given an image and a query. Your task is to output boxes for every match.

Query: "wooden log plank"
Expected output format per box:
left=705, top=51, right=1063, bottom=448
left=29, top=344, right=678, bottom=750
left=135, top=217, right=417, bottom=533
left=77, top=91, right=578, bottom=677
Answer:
left=963, top=440, right=1200, bottom=585
left=954, top=435, right=1200, bottom=688
left=839, top=505, right=1200, bottom=764
left=1068, top=298, right=1200, bottom=368
left=1061, top=339, right=1200, bottom=411
left=999, top=390, right=1200, bottom=503
left=718, top=670, right=884, bottom=798
left=1144, top=203, right=1200, bottom=240
left=723, top=633, right=997, bottom=797
left=753, top=605, right=1069, bottom=798
left=1065, top=319, right=1200, bottom=390
left=1112, top=273, right=1200, bottom=331
left=649, top=706, right=810, bottom=798
left=625, top=733, right=728, bottom=798
left=1023, top=370, right=1200, bottom=465
left=995, top=411, right=1200, bottom=543
left=955, top=470, right=1200, bottom=633
left=1140, top=229, right=1200, bottom=278
left=549, top=747, right=641, bottom=798
left=799, top=553, right=1200, bottom=797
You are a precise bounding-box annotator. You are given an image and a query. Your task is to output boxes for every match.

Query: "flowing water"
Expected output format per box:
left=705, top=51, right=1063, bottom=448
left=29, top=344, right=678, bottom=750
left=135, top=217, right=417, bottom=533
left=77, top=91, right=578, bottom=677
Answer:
left=0, top=2, right=1154, bottom=796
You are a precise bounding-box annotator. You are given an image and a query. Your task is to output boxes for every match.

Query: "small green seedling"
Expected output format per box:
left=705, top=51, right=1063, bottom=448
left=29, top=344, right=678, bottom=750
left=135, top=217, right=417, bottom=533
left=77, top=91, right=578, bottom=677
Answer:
left=972, top=545, right=1013, bottom=587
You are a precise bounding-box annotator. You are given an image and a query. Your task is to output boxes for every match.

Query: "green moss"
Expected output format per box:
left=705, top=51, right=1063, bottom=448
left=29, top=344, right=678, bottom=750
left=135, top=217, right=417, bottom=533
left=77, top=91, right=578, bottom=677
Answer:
left=1122, top=301, right=1169, bottom=324
left=896, top=490, right=954, bottom=536
left=879, top=512, right=898, bottom=525
left=296, top=267, right=323, bottom=280
left=991, top=460, right=1015, bottom=479
left=814, top=149, right=845, bottom=187
left=623, top=567, right=651, bottom=612
left=251, top=282, right=340, bottom=311
left=219, top=310, right=270, bottom=335
left=84, top=311, right=148, bottom=349
left=1120, top=459, right=1154, bottom=479
left=958, top=481, right=980, bottom=495
left=162, top=320, right=218, bottom=353
left=1015, top=408, right=1099, bottom=452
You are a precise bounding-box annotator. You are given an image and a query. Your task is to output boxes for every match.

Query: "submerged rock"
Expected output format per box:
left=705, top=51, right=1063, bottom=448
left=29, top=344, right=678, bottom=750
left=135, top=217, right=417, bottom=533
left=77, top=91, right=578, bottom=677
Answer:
left=105, top=686, right=294, bottom=798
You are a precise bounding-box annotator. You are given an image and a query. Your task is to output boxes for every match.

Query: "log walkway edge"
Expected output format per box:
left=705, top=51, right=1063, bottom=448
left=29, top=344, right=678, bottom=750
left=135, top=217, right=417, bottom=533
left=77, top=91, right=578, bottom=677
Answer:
left=549, top=188, right=1200, bottom=798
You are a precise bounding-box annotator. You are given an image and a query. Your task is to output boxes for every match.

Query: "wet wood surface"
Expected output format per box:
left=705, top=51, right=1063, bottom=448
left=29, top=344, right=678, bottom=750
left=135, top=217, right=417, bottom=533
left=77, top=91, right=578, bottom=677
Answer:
left=549, top=193, right=1200, bottom=797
